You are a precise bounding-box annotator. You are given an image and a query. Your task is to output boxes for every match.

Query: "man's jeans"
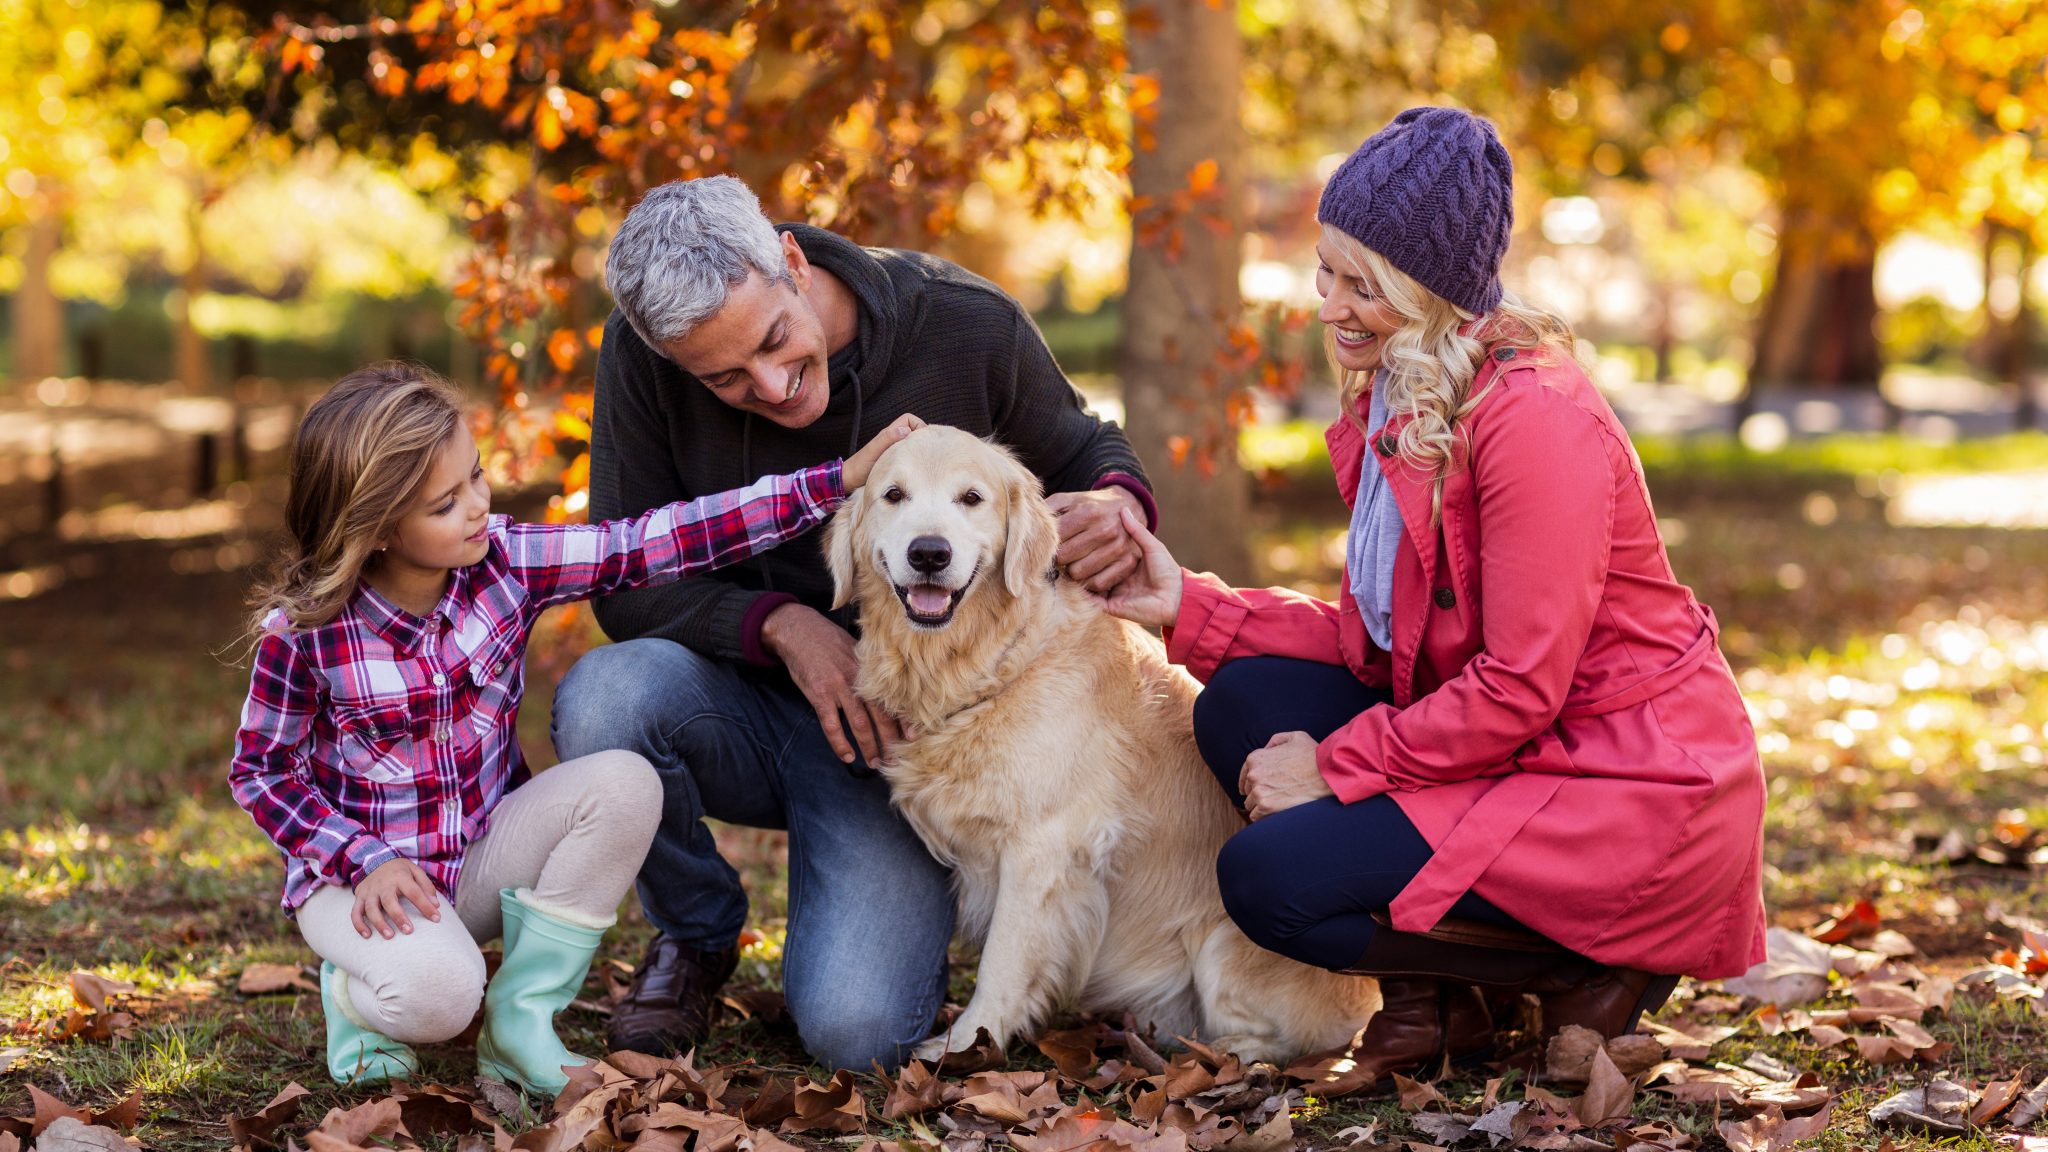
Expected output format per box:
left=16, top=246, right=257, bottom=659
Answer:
left=551, top=638, right=954, bottom=1071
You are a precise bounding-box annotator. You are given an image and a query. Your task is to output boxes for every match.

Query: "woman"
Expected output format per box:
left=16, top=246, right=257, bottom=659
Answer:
left=1098, top=107, right=1766, bottom=1079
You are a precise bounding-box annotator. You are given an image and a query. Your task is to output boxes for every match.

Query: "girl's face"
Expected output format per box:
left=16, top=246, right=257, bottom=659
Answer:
left=383, top=425, right=492, bottom=574
left=1315, top=240, right=1404, bottom=375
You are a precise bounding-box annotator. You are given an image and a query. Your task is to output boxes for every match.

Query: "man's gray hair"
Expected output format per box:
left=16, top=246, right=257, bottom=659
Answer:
left=605, top=176, right=792, bottom=350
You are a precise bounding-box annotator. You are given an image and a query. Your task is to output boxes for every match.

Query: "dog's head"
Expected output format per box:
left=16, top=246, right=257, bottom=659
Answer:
left=826, top=425, right=1058, bottom=630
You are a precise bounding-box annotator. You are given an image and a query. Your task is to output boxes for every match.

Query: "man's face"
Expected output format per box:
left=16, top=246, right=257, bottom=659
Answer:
left=661, top=237, right=832, bottom=430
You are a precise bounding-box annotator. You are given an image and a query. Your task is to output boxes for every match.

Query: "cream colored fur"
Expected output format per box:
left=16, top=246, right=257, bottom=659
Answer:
left=826, top=426, right=1379, bottom=1064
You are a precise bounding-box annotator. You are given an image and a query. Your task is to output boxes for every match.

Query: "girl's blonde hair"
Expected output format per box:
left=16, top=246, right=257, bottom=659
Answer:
left=1321, top=224, right=1578, bottom=523
left=246, top=362, right=470, bottom=637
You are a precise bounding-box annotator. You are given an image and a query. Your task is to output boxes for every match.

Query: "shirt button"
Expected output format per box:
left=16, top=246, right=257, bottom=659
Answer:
left=1433, top=587, right=1457, bottom=609
left=1375, top=434, right=1397, bottom=457
left=432, top=672, right=446, bottom=687
left=493, top=661, right=508, bottom=676
left=433, top=726, right=450, bottom=743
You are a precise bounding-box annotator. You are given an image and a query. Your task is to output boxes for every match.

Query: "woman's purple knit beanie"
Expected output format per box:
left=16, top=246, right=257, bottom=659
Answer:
left=1317, top=106, right=1514, bottom=315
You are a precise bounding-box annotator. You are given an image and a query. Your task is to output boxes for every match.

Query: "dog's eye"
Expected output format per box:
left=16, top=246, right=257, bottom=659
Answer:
left=883, top=486, right=905, bottom=504
left=958, top=490, right=984, bottom=507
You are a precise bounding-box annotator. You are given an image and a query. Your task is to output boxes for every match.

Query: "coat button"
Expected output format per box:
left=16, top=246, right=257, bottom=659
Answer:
left=1375, top=433, right=1397, bottom=457
left=1433, top=587, right=1457, bottom=609
left=1494, top=347, right=1517, bottom=362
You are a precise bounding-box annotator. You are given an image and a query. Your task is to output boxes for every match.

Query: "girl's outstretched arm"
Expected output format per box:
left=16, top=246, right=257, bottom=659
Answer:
left=508, top=414, right=922, bottom=610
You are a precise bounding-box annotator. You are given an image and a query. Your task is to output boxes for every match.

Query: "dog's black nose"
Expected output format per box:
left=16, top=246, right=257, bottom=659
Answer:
left=906, top=536, right=952, bottom=574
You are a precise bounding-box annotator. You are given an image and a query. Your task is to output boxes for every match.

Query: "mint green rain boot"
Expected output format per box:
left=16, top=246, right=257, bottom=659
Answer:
left=321, top=962, right=420, bottom=1087
left=477, top=888, right=607, bottom=1096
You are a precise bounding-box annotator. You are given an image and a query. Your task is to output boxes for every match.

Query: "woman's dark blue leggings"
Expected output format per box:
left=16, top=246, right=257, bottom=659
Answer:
left=1193, top=656, right=1520, bottom=971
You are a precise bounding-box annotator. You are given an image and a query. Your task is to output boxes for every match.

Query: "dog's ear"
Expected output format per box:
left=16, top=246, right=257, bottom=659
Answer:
left=825, top=491, right=865, bottom=611
left=1002, top=463, right=1059, bottom=599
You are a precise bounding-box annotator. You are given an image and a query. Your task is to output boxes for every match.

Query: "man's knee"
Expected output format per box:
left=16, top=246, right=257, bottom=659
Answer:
left=794, top=997, right=933, bottom=1073
left=552, top=639, right=719, bottom=761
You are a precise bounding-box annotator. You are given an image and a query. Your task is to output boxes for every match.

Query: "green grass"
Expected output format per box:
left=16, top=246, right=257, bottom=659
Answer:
left=8, top=449, right=2048, bottom=1149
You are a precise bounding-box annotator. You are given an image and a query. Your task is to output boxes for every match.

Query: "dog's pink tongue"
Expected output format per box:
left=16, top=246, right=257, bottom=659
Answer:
left=908, top=586, right=951, bottom=615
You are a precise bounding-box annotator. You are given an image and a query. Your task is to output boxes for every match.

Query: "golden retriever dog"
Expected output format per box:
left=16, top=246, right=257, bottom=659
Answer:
left=825, top=426, right=1380, bottom=1064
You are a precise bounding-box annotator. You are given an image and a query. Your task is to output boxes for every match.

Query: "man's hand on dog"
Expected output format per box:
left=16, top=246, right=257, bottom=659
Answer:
left=1240, top=731, right=1332, bottom=820
left=762, top=604, right=903, bottom=766
left=1049, top=487, right=1144, bottom=593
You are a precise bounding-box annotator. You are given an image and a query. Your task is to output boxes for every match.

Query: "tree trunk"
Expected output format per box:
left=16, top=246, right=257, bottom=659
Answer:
left=1747, top=227, right=1882, bottom=390
left=1119, top=0, right=1251, bottom=583
left=12, top=208, right=65, bottom=382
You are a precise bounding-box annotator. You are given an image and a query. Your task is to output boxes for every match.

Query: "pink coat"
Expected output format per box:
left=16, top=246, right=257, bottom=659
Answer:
left=1167, top=346, right=1766, bottom=979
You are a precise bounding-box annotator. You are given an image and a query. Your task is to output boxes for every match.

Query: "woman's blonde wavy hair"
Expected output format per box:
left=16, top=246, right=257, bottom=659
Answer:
left=1321, top=224, right=1579, bottom=523
left=244, top=362, right=470, bottom=641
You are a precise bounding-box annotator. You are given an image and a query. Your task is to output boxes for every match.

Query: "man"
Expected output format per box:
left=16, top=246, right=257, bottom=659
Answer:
left=551, top=176, right=1154, bottom=1071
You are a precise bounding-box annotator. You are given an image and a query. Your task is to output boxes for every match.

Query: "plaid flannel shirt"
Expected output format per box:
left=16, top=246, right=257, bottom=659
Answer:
left=230, top=461, right=845, bottom=913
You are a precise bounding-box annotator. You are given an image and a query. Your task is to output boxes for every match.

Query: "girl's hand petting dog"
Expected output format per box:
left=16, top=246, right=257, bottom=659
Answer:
left=844, top=413, right=926, bottom=489
left=352, top=857, right=443, bottom=939
left=1240, top=731, right=1332, bottom=820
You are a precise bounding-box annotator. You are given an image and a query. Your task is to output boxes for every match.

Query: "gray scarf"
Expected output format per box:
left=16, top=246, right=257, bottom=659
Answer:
left=1346, top=378, right=1402, bottom=650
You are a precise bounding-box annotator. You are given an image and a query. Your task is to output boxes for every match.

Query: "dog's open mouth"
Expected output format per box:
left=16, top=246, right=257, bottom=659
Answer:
left=894, top=581, right=967, bottom=628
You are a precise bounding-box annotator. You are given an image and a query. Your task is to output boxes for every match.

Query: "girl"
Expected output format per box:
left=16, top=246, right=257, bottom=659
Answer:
left=1097, top=108, right=1767, bottom=1083
left=230, top=362, right=918, bottom=1094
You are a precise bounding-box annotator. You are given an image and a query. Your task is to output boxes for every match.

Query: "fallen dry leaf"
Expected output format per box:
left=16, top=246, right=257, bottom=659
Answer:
left=1869, top=1080, right=1976, bottom=1134
left=237, top=964, right=315, bottom=996
left=65, top=973, right=135, bottom=1014
left=1284, top=1045, right=1380, bottom=1100
left=1974, top=1077, right=2025, bottom=1125
left=1724, top=929, right=1834, bottom=1006
left=1573, top=1047, right=1635, bottom=1129
left=781, top=1069, right=867, bottom=1135
left=31, top=1117, right=131, bottom=1152
left=28, top=1085, right=88, bottom=1138
left=1470, top=1102, right=1527, bottom=1147
left=1393, top=1075, right=1447, bottom=1112
left=310, top=1096, right=406, bottom=1148
left=880, top=1060, right=948, bottom=1121
left=1409, top=1113, right=1474, bottom=1144
left=1716, top=1101, right=1836, bottom=1152
left=229, top=1083, right=313, bottom=1150
left=87, top=1091, right=141, bottom=1133
left=1809, top=900, right=1882, bottom=944
left=2007, top=1074, right=2048, bottom=1127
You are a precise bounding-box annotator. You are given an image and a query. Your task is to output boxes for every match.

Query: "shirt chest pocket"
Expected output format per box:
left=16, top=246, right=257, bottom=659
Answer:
left=463, top=626, right=526, bottom=736
left=332, top=702, right=419, bottom=785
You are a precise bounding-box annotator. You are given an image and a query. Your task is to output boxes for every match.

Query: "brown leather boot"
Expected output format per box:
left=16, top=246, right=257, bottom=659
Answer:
left=1532, top=967, right=1680, bottom=1042
left=605, top=935, right=740, bottom=1056
left=1344, top=979, right=1496, bottom=1086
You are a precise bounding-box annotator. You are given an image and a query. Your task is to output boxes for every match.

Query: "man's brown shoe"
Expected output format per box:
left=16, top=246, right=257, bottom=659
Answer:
left=606, top=935, right=740, bottom=1056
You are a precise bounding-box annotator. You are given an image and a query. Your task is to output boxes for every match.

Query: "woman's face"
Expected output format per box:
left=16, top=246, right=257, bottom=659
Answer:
left=1314, top=240, right=1403, bottom=375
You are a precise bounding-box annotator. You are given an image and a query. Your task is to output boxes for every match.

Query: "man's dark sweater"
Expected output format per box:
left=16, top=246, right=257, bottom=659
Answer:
left=587, top=223, right=1153, bottom=665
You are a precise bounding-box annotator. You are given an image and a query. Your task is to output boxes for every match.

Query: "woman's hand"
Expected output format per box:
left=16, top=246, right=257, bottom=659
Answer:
left=352, top=858, right=442, bottom=939
left=1240, top=731, right=1332, bottom=820
left=1093, top=507, right=1184, bottom=629
left=844, top=413, right=926, bottom=489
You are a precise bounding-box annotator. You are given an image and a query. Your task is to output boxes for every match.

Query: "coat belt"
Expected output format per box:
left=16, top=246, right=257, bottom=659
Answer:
left=1386, top=605, right=1724, bottom=933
